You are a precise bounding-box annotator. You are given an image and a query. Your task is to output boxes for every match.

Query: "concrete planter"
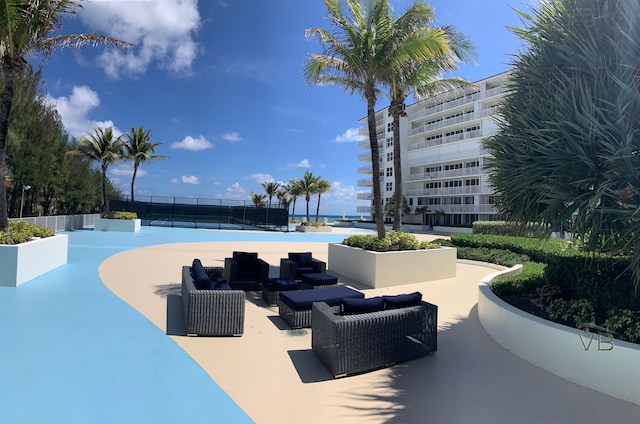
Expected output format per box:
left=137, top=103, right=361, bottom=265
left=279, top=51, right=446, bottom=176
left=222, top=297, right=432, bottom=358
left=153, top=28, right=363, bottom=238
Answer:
left=0, top=234, right=68, bottom=287
left=327, top=243, right=456, bottom=288
left=94, top=218, right=141, bottom=232
left=478, top=266, right=640, bottom=406
left=295, top=225, right=332, bottom=233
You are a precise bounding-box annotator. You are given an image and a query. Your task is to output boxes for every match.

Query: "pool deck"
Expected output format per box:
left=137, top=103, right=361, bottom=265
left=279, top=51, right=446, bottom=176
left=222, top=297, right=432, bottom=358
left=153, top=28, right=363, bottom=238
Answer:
left=1, top=226, right=639, bottom=423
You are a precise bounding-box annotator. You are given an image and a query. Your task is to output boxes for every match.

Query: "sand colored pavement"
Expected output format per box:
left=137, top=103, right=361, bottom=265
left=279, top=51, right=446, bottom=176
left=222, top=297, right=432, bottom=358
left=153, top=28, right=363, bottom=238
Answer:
left=99, top=230, right=640, bottom=423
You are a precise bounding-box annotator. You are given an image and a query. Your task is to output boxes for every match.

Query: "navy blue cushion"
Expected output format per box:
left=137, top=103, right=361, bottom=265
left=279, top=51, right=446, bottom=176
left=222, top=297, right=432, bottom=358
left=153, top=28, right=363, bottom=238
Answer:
left=289, top=252, right=313, bottom=267
left=279, top=286, right=364, bottom=310
left=263, top=278, right=298, bottom=291
left=341, top=296, right=384, bottom=315
left=212, top=278, right=232, bottom=290
left=233, top=251, right=258, bottom=266
left=383, top=292, right=422, bottom=309
left=295, top=266, right=315, bottom=276
left=191, top=259, right=213, bottom=290
left=300, top=273, right=337, bottom=286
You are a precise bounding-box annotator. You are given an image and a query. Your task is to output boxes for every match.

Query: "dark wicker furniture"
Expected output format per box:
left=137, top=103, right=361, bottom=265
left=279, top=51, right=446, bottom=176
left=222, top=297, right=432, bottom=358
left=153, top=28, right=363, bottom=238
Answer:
left=261, top=278, right=299, bottom=306
left=280, top=252, right=326, bottom=281
left=277, top=286, right=364, bottom=329
left=223, top=251, right=269, bottom=291
left=300, top=272, right=338, bottom=289
left=181, top=265, right=245, bottom=336
left=311, top=300, right=438, bottom=377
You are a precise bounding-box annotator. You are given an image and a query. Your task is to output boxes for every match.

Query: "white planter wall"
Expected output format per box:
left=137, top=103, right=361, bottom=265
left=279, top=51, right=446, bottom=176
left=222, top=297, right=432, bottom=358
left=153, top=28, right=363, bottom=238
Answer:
left=0, top=234, right=68, bottom=287
left=94, top=218, right=141, bottom=232
left=478, top=266, right=640, bottom=406
left=328, top=243, right=456, bottom=288
left=295, top=225, right=332, bottom=233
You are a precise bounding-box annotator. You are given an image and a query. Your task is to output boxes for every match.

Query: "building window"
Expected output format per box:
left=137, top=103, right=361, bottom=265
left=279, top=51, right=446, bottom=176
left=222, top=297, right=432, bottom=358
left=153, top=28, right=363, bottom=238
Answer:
left=464, top=196, right=475, bottom=205
left=387, top=122, right=394, bottom=132
left=386, top=137, right=393, bottom=147
left=386, top=182, right=393, bottom=191
left=409, top=198, right=413, bottom=206
left=387, top=152, right=393, bottom=162
left=465, top=178, right=479, bottom=186
left=465, top=160, right=480, bottom=168
left=386, top=167, right=393, bottom=177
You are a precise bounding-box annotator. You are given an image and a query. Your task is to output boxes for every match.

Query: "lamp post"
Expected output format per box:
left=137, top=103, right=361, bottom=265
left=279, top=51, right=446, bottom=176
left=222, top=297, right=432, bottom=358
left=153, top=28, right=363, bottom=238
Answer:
left=19, top=185, right=31, bottom=219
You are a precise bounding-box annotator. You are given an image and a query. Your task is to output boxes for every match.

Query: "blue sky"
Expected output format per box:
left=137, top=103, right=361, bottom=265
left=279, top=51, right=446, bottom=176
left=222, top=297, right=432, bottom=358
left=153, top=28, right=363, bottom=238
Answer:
left=36, top=0, right=532, bottom=215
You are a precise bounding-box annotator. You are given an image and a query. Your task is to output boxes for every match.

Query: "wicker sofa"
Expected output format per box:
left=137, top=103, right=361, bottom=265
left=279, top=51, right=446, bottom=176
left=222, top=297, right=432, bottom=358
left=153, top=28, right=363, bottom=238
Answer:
left=181, top=265, right=245, bottom=336
left=311, top=295, right=438, bottom=377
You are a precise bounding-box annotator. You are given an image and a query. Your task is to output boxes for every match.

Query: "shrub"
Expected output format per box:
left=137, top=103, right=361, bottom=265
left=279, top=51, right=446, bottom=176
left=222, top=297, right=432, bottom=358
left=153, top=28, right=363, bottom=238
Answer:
left=101, top=211, right=138, bottom=220
left=342, top=231, right=438, bottom=252
left=546, top=298, right=595, bottom=328
left=603, top=309, right=640, bottom=344
left=473, top=221, right=549, bottom=238
left=491, top=262, right=547, bottom=296
left=0, top=221, right=55, bottom=245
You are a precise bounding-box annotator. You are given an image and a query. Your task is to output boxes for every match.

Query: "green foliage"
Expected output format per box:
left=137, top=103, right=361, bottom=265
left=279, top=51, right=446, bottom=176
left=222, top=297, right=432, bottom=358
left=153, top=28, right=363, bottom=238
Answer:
left=603, top=309, right=640, bottom=344
left=384, top=196, right=410, bottom=217
left=491, top=262, right=547, bottom=296
left=472, top=221, right=549, bottom=238
left=450, top=233, right=571, bottom=262
left=101, top=211, right=137, bottom=220
left=342, top=231, right=438, bottom=252
left=456, top=246, right=531, bottom=268
left=0, top=220, right=54, bottom=245
left=546, top=298, right=595, bottom=328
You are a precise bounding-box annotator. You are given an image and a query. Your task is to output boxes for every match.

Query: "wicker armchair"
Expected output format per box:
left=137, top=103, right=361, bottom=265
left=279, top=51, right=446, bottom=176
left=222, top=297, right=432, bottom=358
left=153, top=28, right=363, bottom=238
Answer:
left=181, top=266, right=245, bottom=336
left=223, top=251, right=269, bottom=291
left=311, top=300, right=438, bottom=378
left=279, top=252, right=326, bottom=280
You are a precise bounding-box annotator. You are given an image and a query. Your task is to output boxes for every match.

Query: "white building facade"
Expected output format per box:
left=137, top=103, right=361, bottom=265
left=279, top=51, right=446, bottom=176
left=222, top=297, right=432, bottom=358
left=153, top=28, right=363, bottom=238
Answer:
left=357, top=71, right=510, bottom=227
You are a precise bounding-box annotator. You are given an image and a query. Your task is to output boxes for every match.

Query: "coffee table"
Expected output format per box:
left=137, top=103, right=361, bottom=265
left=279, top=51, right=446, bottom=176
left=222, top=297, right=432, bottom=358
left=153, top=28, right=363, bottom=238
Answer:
left=278, top=286, right=364, bottom=329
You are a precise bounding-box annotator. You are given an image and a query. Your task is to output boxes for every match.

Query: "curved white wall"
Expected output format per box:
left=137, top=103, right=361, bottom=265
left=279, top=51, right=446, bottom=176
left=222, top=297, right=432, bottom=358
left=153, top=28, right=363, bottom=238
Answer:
left=478, top=267, right=640, bottom=406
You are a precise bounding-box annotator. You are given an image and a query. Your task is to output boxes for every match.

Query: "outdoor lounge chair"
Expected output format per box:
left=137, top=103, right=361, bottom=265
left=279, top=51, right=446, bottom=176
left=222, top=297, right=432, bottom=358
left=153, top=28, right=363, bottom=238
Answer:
left=279, top=252, right=326, bottom=281
left=311, top=294, right=437, bottom=377
left=223, top=251, right=269, bottom=291
left=181, top=261, right=245, bottom=336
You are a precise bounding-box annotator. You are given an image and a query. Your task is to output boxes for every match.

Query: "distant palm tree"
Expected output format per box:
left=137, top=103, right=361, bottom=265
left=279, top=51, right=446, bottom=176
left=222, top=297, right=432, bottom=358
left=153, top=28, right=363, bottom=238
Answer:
left=276, top=184, right=291, bottom=210
left=123, top=126, right=167, bottom=208
left=250, top=192, right=267, bottom=207
left=314, top=179, right=331, bottom=222
left=75, top=127, right=124, bottom=212
left=0, top=0, right=130, bottom=231
left=287, top=180, right=302, bottom=222
left=297, top=170, right=320, bottom=223
left=261, top=181, right=281, bottom=208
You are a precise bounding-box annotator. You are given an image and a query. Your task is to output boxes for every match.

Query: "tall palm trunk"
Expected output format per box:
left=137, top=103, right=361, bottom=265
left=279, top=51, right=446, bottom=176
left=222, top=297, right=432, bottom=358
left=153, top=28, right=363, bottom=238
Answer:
left=366, top=91, right=386, bottom=239
left=0, top=57, right=23, bottom=231
left=291, top=197, right=297, bottom=222
left=101, top=164, right=108, bottom=212
left=130, top=164, right=138, bottom=210
left=391, top=99, right=404, bottom=231
left=315, top=194, right=322, bottom=222
left=305, top=195, right=311, bottom=223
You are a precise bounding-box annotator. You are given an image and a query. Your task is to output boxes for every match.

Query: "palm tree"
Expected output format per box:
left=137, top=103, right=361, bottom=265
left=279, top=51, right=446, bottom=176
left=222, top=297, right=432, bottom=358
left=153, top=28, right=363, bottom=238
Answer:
left=276, top=184, right=291, bottom=210
left=0, top=0, right=130, bottom=231
left=314, top=179, right=331, bottom=222
left=305, top=0, right=393, bottom=238
left=123, top=126, right=167, bottom=208
left=382, top=7, right=475, bottom=231
left=297, top=170, right=319, bottom=223
left=287, top=180, right=302, bottom=222
left=250, top=192, right=266, bottom=208
left=75, top=127, right=124, bottom=212
left=261, top=181, right=281, bottom=208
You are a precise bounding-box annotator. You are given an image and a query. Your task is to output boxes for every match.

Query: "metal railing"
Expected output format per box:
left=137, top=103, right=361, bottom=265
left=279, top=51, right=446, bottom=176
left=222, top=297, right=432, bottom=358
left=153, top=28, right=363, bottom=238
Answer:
left=10, top=214, right=100, bottom=232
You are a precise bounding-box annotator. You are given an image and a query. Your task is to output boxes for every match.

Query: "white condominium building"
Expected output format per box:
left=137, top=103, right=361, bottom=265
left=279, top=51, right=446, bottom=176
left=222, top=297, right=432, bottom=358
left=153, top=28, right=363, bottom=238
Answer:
left=357, top=71, right=510, bottom=227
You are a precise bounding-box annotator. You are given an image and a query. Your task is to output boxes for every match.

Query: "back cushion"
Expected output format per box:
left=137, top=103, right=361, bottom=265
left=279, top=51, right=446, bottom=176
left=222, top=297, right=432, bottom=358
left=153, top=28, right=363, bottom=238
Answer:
left=233, top=251, right=258, bottom=266
left=383, top=292, right=422, bottom=309
left=341, top=296, right=384, bottom=315
left=191, top=259, right=213, bottom=290
left=289, top=252, right=313, bottom=267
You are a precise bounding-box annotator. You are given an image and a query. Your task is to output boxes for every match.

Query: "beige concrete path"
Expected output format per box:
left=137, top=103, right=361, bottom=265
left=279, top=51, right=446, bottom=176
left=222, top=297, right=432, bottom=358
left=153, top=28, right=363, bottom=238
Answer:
left=99, top=231, right=640, bottom=423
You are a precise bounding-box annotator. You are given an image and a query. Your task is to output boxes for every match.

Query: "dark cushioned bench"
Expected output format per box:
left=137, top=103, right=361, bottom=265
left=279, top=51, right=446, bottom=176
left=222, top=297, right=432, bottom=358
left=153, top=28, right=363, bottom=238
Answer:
left=278, top=286, right=363, bottom=328
left=300, top=272, right=338, bottom=289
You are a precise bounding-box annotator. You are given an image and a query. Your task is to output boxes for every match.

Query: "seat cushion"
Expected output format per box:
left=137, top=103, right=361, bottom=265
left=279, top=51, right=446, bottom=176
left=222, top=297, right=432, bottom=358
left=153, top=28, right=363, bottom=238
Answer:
left=279, top=286, right=363, bottom=310
left=289, top=252, right=313, bottom=267
left=295, top=266, right=315, bottom=276
left=233, top=251, right=258, bottom=266
left=383, top=292, right=422, bottom=309
left=191, top=259, right=213, bottom=290
left=212, top=277, right=232, bottom=290
left=263, top=278, right=298, bottom=291
left=300, top=273, right=337, bottom=286
left=341, top=296, right=384, bottom=315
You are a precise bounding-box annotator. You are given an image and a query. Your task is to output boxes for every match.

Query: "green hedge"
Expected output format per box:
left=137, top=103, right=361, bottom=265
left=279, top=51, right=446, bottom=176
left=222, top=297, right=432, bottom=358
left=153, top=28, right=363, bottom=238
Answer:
left=342, top=231, right=438, bottom=252
left=491, top=262, right=547, bottom=296
left=101, top=211, right=138, bottom=220
left=473, top=221, right=550, bottom=238
left=0, top=221, right=55, bottom=245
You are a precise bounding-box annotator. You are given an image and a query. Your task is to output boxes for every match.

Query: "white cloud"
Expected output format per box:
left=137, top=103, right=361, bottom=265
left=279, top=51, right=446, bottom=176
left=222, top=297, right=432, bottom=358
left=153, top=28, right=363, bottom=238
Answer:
left=248, top=173, right=274, bottom=184
left=217, top=182, right=248, bottom=200
left=170, top=135, right=213, bottom=151
left=336, top=127, right=366, bottom=143
left=295, top=159, right=311, bottom=168
left=222, top=132, right=242, bottom=142
left=110, top=164, right=148, bottom=178
left=80, top=0, right=201, bottom=79
left=171, top=175, right=200, bottom=185
left=47, top=85, right=121, bottom=138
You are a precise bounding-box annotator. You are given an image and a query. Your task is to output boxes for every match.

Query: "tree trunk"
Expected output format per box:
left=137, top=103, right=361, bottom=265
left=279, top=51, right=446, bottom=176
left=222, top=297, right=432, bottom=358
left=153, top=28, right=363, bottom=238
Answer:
left=366, top=93, right=386, bottom=239
left=0, top=57, right=22, bottom=231
left=130, top=164, right=138, bottom=210
left=306, top=195, right=310, bottom=223
left=291, top=197, right=296, bottom=222
left=391, top=99, right=404, bottom=232
left=102, top=164, right=108, bottom=212
left=315, top=194, right=321, bottom=222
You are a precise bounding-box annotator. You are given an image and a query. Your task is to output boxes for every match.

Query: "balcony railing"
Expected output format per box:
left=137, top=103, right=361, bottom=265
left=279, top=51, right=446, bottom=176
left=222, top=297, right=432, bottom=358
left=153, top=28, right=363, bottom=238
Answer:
left=358, top=165, right=372, bottom=174
left=416, top=204, right=497, bottom=214
left=407, top=148, right=491, bottom=167
left=358, top=153, right=371, bottom=162
left=408, top=109, right=497, bottom=137
left=408, top=129, right=484, bottom=151
left=406, top=186, right=487, bottom=197
left=357, top=192, right=374, bottom=200
left=408, top=167, right=484, bottom=181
